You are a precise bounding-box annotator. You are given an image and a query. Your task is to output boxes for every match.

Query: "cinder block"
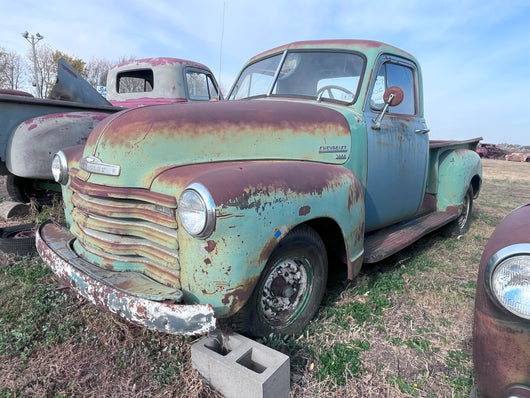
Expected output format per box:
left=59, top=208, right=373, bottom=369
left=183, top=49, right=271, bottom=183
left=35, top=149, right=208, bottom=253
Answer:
left=191, top=330, right=290, bottom=398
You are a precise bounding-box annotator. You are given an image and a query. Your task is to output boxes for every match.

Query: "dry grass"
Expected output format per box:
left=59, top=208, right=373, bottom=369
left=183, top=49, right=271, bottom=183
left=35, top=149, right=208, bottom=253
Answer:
left=1, top=158, right=529, bottom=397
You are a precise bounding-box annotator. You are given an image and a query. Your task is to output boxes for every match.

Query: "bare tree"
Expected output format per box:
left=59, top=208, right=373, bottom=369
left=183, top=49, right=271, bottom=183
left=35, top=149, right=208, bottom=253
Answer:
left=0, top=48, right=25, bottom=90
left=26, top=44, right=52, bottom=98
left=27, top=45, right=88, bottom=98
left=85, top=57, right=113, bottom=87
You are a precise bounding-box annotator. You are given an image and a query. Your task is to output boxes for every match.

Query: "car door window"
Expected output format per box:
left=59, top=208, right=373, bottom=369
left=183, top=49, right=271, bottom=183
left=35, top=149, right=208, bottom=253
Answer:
left=370, top=62, right=415, bottom=115
left=187, top=71, right=219, bottom=100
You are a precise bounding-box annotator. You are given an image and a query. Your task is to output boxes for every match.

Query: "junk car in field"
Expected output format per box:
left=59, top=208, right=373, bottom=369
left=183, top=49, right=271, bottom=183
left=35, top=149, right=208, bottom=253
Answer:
left=472, top=202, right=530, bottom=398
left=1, top=57, right=221, bottom=202
left=37, top=40, right=482, bottom=337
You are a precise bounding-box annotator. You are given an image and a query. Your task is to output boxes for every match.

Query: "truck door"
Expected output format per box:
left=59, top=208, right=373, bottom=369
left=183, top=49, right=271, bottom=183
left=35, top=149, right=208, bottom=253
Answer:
left=363, top=55, right=429, bottom=232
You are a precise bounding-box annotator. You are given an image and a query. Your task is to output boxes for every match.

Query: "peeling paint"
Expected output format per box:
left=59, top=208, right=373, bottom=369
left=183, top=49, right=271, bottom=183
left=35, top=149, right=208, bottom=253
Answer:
left=36, top=222, right=216, bottom=335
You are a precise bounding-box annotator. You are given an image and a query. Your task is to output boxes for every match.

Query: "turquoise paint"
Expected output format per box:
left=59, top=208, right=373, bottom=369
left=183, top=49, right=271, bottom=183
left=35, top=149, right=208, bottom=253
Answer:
left=437, top=149, right=483, bottom=211
left=51, top=40, right=482, bottom=326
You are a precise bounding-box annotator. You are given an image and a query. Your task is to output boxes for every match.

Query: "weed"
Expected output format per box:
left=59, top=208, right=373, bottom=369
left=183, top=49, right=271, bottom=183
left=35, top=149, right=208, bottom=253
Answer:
left=314, top=340, right=370, bottom=385
left=388, top=376, right=419, bottom=396
left=0, top=257, right=82, bottom=356
left=0, top=389, right=12, bottom=398
left=405, top=337, right=431, bottom=353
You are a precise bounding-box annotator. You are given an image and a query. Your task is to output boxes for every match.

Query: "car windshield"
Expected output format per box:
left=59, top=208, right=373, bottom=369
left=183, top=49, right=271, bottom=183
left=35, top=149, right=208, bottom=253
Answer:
left=228, top=51, right=365, bottom=103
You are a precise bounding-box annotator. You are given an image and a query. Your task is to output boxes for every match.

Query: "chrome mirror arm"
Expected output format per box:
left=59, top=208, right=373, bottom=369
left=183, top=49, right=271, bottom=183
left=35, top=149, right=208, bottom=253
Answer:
left=371, top=93, right=394, bottom=130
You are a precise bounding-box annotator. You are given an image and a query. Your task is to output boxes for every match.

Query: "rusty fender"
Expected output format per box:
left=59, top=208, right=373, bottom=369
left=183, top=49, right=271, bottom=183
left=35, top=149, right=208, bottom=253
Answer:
left=435, top=148, right=482, bottom=211
left=153, top=160, right=365, bottom=317
left=473, top=203, right=530, bottom=397
left=6, top=111, right=111, bottom=179
left=36, top=222, right=216, bottom=336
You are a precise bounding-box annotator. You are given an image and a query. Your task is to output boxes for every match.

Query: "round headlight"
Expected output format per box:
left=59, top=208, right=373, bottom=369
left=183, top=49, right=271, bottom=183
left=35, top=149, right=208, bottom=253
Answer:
left=487, top=244, right=530, bottom=319
left=51, top=151, right=68, bottom=185
left=178, top=183, right=215, bottom=239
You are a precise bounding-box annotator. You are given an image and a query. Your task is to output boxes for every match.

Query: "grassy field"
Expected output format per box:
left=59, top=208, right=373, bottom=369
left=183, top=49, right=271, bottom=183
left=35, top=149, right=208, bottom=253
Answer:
left=0, top=158, right=529, bottom=397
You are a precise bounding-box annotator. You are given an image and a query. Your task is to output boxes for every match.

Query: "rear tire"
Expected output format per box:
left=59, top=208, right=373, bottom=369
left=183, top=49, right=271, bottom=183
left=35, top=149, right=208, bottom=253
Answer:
left=445, top=187, right=473, bottom=237
left=5, top=175, right=30, bottom=203
left=5, top=175, right=55, bottom=204
left=235, top=225, right=328, bottom=337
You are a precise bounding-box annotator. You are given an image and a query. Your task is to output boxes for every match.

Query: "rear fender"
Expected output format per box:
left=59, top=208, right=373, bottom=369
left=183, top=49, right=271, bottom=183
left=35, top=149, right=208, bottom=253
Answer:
left=436, top=148, right=482, bottom=211
left=151, top=161, right=365, bottom=316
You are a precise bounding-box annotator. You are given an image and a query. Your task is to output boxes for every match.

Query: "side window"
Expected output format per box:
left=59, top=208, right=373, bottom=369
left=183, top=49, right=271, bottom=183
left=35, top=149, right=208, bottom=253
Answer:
left=370, top=62, right=416, bottom=115
left=206, top=75, right=220, bottom=99
left=186, top=72, right=210, bottom=100
left=186, top=71, right=220, bottom=101
left=117, top=69, right=154, bottom=93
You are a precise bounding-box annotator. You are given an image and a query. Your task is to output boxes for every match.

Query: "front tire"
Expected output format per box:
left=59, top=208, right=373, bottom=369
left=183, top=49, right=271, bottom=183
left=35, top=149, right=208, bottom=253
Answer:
left=238, top=225, right=328, bottom=337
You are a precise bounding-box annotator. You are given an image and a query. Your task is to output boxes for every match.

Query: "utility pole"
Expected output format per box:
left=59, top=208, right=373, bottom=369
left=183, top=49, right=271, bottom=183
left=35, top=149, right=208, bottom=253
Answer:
left=22, top=31, right=44, bottom=98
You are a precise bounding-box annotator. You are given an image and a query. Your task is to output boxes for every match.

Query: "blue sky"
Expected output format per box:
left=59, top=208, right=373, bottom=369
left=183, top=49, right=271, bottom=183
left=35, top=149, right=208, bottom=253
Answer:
left=1, top=0, right=529, bottom=144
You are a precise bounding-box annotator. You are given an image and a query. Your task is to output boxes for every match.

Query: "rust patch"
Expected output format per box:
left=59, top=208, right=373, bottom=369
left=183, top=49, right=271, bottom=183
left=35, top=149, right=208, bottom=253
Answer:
left=205, top=240, right=216, bottom=253
left=221, top=274, right=260, bottom=314
left=88, top=100, right=351, bottom=150
left=134, top=304, right=149, bottom=320
left=299, top=205, right=311, bottom=216
left=36, top=222, right=216, bottom=336
left=70, top=176, right=177, bottom=207
left=160, top=161, right=357, bottom=207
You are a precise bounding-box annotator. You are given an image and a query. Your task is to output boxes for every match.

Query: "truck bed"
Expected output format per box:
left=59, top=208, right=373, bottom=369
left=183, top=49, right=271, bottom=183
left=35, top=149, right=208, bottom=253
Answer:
left=429, top=137, right=482, bottom=150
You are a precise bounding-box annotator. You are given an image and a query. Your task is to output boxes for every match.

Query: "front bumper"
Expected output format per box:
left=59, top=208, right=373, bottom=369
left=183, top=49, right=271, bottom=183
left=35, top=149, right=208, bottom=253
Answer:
left=36, top=221, right=216, bottom=335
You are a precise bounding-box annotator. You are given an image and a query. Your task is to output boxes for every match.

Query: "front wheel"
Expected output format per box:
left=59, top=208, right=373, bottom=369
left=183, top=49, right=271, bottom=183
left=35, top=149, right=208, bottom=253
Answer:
left=236, top=225, right=328, bottom=337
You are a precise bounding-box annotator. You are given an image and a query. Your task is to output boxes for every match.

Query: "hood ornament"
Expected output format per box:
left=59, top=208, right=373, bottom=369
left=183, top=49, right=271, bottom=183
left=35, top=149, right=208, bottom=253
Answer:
left=80, top=155, right=121, bottom=176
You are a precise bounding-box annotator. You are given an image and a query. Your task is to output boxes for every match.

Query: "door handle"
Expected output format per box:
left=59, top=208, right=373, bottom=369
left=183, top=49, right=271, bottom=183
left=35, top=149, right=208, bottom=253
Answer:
left=415, top=128, right=430, bottom=134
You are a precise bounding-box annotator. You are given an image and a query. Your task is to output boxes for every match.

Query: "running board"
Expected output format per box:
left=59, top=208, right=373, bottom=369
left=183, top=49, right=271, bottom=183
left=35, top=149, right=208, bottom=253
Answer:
left=363, top=211, right=458, bottom=263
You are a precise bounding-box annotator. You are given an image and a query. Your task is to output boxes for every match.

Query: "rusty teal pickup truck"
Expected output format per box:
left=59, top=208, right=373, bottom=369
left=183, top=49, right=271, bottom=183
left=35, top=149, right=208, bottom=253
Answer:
left=37, top=40, right=482, bottom=337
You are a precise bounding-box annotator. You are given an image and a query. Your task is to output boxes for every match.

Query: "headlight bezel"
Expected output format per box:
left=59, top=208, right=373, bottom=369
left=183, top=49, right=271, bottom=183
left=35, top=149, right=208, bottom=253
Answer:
left=178, top=183, right=216, bottom=239
left=51, top=151, right=69, bottom=185
left=485, top=243, right=530, bottom=319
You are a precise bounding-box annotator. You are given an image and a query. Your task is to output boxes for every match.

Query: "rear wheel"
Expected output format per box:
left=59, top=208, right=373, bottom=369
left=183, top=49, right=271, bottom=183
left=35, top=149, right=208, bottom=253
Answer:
left=5, top=175, right=55, bottom=204
left=236, top=225, right=328, bottom=337
left=445, top=187, right=473, bottom=237
left=5, top=175, right=30, bottom=203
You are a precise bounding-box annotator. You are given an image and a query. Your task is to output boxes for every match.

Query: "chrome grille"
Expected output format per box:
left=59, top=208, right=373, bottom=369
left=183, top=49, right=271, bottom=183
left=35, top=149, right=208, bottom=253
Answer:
left=68, top=179, right=180, bottom=286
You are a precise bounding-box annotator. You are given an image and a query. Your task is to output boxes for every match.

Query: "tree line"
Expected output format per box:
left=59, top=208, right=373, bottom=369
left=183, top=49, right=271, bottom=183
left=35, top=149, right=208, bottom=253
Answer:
left=0, top=43, right=133, bottom=98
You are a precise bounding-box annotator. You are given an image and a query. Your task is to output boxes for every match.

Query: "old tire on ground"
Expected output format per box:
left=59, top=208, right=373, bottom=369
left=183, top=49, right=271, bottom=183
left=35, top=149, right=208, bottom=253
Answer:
left=0, top=223, right=38, bottom=256
left=445, top=187, right=473, bottom=238
left=236, top=224, right=328, bottom=337
left=5, top=175, right=30, bottom=203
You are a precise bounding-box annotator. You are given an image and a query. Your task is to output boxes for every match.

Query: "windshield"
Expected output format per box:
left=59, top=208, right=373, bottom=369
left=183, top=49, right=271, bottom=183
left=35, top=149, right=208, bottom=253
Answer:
left=229, top=51, right=365, bottom=103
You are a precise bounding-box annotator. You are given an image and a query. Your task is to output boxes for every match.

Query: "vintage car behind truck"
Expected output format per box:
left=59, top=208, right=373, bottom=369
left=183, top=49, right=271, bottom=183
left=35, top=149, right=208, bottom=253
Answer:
left=37, top=40, right=482, bottom=337
left=1, top=57, right=221, bottom=202
left=472, top=202, right=530, bottom=398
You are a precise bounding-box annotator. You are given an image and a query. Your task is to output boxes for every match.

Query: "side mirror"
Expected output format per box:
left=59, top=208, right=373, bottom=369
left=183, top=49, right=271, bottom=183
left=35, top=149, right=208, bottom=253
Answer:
left=372, top=86, right=404, bottom=130
left=383, top=86, right=404, bottom=107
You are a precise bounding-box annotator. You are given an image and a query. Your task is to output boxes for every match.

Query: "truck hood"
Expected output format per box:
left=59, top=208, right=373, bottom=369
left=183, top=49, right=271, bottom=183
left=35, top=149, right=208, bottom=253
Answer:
left=82, top=99, right=353, bottom=188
